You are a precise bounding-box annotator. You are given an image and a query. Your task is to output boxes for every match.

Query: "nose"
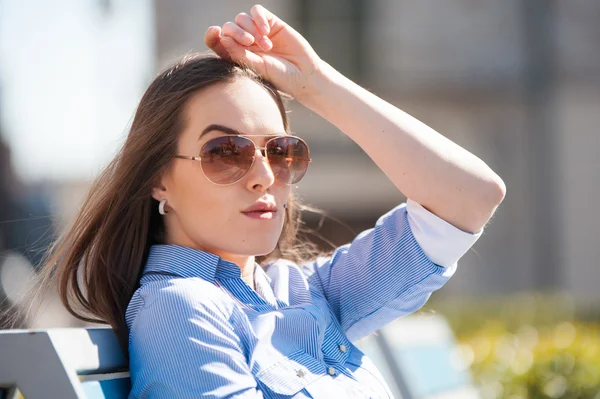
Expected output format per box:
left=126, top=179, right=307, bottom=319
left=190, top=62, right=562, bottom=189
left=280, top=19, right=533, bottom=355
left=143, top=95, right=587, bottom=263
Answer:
left=245, top=148, right=275, bottom=192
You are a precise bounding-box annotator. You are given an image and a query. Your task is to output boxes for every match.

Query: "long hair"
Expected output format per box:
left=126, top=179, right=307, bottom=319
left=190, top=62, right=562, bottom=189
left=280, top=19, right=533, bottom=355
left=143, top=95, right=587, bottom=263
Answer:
left=8, top=54, right=330, bottom=355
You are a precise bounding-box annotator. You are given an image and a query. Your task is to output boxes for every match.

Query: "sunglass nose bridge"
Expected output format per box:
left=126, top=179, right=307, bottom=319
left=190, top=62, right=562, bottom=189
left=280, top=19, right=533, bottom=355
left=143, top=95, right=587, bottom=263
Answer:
left=256, top=147, right=268, bottom=158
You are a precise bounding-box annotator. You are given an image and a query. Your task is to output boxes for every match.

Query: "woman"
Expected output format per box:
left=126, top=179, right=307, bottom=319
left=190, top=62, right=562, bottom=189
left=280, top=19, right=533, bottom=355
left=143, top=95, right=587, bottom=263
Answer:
left=25, top=4, right=505, bottom=398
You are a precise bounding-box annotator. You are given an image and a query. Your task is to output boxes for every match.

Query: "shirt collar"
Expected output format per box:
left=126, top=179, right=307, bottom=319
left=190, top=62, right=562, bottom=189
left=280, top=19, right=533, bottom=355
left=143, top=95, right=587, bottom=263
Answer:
left=143, top=244, right=244, bottom=282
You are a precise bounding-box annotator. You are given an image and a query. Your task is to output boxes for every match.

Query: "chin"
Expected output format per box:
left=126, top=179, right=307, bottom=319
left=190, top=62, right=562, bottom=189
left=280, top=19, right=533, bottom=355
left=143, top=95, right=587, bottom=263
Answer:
left=244, top=239, right=279, bottom=257
left=255, top=244, right=279, bottom=257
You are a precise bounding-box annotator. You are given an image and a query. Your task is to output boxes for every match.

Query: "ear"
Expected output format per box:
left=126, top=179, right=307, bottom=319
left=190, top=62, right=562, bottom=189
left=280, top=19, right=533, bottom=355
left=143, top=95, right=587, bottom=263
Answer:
left=151, top=183, right=168, bottom=202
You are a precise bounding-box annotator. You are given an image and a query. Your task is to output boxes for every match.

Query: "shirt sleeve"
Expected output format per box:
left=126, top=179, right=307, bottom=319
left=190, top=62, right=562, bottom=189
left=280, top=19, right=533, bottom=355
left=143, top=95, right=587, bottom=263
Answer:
left=301, top=201, right=480, bottom=342
left=406, top=198, right=482, bottom=267
left=127, top=280, right=263, bottom=399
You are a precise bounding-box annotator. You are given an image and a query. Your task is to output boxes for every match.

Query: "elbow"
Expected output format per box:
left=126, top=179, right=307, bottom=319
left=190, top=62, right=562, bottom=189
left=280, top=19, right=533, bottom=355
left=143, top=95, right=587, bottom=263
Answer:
left=443, top=173, right=506, bottom=234
left=476, top=174, right=506, bottom=224
left=488, top=174, right=507, bottom=207
left=461, top=176, right=506, bottom=233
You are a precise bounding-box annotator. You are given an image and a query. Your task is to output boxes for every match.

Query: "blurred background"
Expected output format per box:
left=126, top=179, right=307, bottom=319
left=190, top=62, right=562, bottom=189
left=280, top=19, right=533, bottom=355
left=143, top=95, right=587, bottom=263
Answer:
left=1, top=0, right=599, bottom=397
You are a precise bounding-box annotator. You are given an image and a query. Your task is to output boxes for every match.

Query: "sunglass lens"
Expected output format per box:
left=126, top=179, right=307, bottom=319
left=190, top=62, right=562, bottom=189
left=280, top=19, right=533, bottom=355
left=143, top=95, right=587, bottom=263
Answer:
left=266, top=137, right=310, bottom=184
left=200, top=136, right=254, bottom=184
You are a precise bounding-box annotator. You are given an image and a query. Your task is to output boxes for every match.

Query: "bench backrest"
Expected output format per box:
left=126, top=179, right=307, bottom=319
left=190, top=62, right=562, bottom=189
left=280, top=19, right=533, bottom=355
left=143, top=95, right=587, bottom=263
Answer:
left=358, top=315, right=480, bottom=399
left=0, top=327, right=129, bottom=399
left=1, top=315, right=478, bottom=399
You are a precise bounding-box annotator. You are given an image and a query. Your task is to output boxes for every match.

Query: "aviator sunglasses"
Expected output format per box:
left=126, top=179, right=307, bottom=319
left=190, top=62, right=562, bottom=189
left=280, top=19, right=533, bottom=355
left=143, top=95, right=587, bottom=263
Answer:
left=174, top=134, right=312, bottom=185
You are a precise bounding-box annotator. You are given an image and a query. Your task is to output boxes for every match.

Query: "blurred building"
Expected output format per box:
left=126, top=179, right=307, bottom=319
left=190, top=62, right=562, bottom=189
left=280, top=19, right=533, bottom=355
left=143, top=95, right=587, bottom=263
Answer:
left=0, top=0, right=156, bottom=327
left=2, top=0, right=599, bottom=306
left=153, top=0, right=600, bottom=302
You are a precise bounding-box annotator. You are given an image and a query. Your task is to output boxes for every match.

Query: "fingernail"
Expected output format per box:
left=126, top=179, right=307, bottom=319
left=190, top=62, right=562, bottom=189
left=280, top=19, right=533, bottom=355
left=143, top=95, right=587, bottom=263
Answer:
left=259, top=36, right=272, bottom=50
left=261, top=24, right=270, bottom=35
left=242, top=33, right=255, bottom=46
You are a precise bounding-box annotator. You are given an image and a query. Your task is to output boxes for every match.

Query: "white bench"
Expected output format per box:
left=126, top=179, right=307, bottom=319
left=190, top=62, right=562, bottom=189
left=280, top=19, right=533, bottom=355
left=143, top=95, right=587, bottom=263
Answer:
left=0, top=315, right=478, bottom=399
left=360, top=315, right=480, bottom=399
left=0, top=327, right=129, bottom=399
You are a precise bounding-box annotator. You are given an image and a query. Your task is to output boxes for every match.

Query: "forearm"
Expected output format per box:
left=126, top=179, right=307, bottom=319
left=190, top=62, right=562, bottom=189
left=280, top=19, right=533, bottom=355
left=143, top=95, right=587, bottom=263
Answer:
left=298, top=61, right=506, bottom=233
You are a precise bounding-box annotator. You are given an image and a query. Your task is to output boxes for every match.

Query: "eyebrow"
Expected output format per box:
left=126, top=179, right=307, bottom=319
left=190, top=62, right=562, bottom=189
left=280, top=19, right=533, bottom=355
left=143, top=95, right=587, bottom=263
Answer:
left=198, top=124, right=288, bottom=143
left=199, top=124, right=242, bottom=140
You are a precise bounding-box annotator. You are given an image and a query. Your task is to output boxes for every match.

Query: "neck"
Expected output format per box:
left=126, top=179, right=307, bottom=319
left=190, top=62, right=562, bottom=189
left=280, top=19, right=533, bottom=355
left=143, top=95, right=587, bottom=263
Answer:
left=223, top=254, right=256, bottom=288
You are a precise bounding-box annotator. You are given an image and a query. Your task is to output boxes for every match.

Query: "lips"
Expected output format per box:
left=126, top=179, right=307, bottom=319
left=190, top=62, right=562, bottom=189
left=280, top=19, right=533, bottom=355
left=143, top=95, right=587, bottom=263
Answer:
left=241, top=201, right=278, bottom=213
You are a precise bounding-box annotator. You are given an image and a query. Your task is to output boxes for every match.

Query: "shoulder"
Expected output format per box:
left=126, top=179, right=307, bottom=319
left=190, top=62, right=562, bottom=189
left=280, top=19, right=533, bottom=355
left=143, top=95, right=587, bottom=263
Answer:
left=141, top=277, right=228, bottom=307
left=127, top=277, right=240, bottom=336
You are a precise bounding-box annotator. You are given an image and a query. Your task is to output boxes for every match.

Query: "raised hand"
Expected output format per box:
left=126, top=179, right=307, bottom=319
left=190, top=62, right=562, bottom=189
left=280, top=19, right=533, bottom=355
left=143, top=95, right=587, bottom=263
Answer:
left=204, top=4, right=324, bottom=101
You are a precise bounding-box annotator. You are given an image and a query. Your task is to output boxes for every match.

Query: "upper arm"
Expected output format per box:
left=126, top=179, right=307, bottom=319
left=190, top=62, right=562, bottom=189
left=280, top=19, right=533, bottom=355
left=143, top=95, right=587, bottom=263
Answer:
left=128, top=280, right=262, bottom=399
left=302, top=202, right=478, bottom=341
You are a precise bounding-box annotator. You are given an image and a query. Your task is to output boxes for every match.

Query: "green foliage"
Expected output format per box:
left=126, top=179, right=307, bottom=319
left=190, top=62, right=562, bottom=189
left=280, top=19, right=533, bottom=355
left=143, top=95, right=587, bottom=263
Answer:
left=429, top=293, right=600, bottom=399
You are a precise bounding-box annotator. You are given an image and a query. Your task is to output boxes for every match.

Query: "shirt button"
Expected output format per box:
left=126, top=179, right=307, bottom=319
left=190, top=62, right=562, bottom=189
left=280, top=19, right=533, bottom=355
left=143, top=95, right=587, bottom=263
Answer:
left=327, top=366, right=336, bottom=376
left=339, top=344, right=347, bottom=353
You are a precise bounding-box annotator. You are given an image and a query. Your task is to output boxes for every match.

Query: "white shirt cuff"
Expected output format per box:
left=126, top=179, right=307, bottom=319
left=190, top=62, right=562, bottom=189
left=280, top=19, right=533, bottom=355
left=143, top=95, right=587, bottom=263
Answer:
left=406, top=198, right=483, bottom=268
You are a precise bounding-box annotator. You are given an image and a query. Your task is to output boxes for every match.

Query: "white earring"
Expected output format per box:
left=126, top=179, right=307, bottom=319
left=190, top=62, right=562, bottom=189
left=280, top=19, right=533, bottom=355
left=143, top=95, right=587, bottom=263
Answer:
left=158, top=199, right=168, bottom=215
left=283, top=203, right=288, bottom=209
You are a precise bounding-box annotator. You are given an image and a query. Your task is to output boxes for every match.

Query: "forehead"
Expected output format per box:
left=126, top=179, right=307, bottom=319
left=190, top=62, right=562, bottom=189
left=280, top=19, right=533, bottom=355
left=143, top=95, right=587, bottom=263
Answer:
left=181, top=77, right=286, bottom=142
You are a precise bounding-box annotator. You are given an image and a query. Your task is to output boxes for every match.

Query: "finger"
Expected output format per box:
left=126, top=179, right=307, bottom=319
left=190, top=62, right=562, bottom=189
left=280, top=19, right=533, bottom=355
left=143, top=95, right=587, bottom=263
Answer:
left=235, top=12, right=272, bottom=51
left=250, top=5, right=287, bottom=35
left=204, top=26, right=230, bottom=59
left=250, top=4, right=271, bottom=35
left=220, top=31, right=264, bottom=53
left=220, top=37, right=265, bottom=74
left=221, top=21, right=255, bottom=47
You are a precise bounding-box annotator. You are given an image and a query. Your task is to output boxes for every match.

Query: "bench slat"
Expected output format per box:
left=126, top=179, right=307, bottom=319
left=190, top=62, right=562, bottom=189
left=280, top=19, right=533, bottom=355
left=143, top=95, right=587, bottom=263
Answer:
left=47, top=328, right=127, bottom=375
left=81, top=378, right=131, bottom=399
left=0, top=330, right=82, bottom=399
left=0, top=328, right=128, bottom=398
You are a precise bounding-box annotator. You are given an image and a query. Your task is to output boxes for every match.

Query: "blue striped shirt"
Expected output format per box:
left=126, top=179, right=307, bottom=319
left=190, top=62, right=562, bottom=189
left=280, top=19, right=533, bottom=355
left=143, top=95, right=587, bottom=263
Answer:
left=126, top=200, right=481, bottom=398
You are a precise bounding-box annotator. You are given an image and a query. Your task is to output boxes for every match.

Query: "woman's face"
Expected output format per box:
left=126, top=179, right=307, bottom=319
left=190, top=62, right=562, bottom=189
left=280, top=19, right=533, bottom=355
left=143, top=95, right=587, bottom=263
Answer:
left=153, top=77, right=291, bottom=264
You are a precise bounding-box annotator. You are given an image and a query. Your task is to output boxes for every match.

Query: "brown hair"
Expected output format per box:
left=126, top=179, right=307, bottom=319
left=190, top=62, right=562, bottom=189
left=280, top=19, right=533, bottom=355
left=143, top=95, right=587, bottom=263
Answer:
left=8, top=54, right=329, bottom=355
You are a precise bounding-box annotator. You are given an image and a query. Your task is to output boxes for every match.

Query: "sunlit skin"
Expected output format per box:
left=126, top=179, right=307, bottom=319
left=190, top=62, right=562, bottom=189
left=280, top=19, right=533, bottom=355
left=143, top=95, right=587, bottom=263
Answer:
left=204, top=5, right=505, bottom=235
left=155, top=3, right=506, bottom=290
left=151, top=78, right=291, bottom=287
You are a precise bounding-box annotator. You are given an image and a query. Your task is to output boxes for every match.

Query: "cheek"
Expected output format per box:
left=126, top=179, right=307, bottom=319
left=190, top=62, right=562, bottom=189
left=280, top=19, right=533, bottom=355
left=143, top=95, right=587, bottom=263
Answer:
left=172, top=165, right=216, bottom=211
left=278, top=185, right=292, bottom=206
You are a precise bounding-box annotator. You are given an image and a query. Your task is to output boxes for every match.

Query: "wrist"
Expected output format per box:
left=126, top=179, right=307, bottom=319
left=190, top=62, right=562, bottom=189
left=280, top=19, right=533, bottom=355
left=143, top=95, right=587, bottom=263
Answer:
left=294, top=60, right=341, bottom=108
